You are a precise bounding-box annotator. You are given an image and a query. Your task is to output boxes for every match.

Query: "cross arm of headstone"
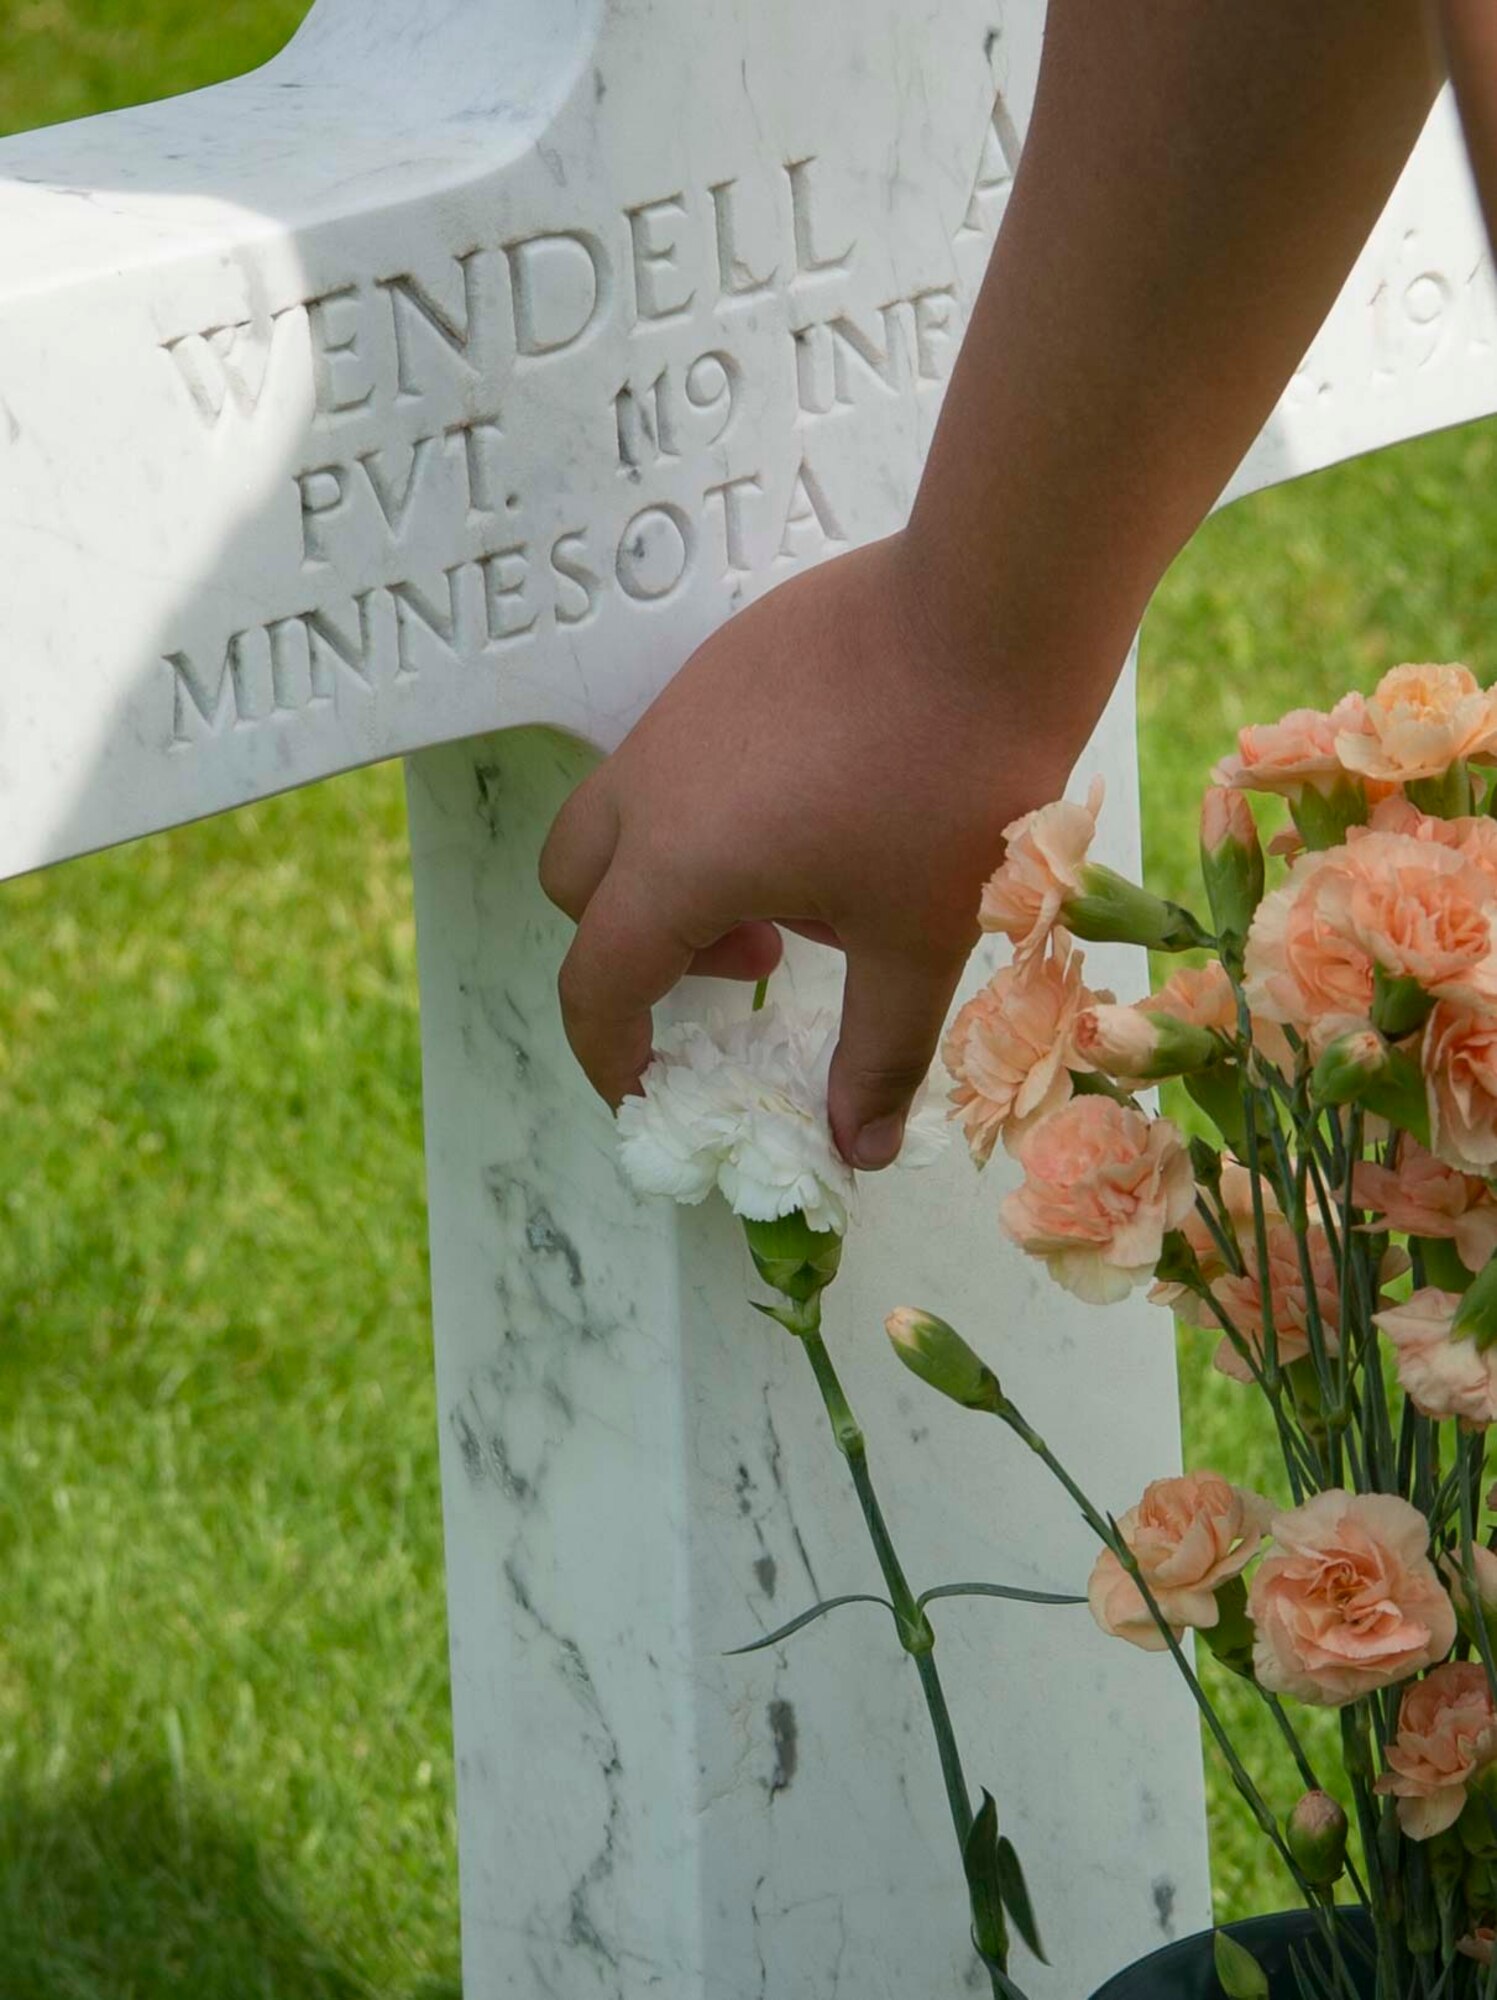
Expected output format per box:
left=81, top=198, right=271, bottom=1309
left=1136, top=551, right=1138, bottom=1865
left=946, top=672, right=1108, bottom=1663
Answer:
left=0, top=0, right=1489, bottom=881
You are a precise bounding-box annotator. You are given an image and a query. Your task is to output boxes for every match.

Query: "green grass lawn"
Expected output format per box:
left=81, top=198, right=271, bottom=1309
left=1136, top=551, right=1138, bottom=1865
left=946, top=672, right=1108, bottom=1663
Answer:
left=1, top=4, right=1495, bottom=1986
left=0, top=2, right=312, bottom=132
left=0, top=10, right=458, bottom=1998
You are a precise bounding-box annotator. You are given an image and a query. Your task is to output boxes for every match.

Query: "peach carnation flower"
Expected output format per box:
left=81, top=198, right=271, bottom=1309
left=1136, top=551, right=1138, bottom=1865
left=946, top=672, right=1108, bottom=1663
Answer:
left=1246, top=834, right=1497, bottom=1043
left=1366, top=794, right=1497, bottom=864
left=1459, top=1929, right=1497, bottom=1969
left=1336, top=663, right=1497, bottom=784
left=1087, top=1471, right=1271, bottom=1651
left=1375, top=1662, right=1497, bottom=1839
left=942, top=939, right=1108, bottom=1165
left=979, top=777, right=1103, bottom=968
left=1375, top=1288, right=1497, bottom=1425
left=1213, top=695, right=1369, bottom=800
left=1362, top=798, right=1497, bottom=911
left=1200, top=783, right=1259, bottom=854
left=1454, top=816, right=1497, bottom=887
left=1072, top=1003, right=1164, bottom=1076
left=1149, top=959, right=1239, bottom=1034
left=1001, top=1096, right=1194, bottom=1305
left=1334, top=834, right=1497, bottom=1008
left=1354, top=1141, right=1497, bottom=1273
left=1248, top=1489, right=1456, bottom=1706
left=1424, top=1002, right=1497, bottom=1174
left=1244, top=850, right=1375, bottom=1053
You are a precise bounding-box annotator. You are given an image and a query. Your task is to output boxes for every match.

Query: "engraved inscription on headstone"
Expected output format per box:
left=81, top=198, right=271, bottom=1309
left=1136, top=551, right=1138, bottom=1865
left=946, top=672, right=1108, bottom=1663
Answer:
left=159, top=133, right=1009, bottom=748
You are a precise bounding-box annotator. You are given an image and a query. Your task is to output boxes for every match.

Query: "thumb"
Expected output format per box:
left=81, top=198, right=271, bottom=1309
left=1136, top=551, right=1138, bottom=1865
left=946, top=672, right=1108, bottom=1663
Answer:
left=827, top=945, right=964, bottom=1171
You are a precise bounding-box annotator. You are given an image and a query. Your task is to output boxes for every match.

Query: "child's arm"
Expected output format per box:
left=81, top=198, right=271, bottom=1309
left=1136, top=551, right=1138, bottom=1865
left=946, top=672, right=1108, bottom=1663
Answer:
left=1440, top=0, right=1497, bottom=232
left=541, top=0, right=1438, bottom=1168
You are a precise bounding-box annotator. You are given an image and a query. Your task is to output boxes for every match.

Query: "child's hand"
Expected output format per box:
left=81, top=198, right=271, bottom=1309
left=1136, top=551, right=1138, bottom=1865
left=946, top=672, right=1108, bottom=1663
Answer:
left=539, top=532, right=1082, bottom=1169
left=541, top=0, right=1434, bottom=1169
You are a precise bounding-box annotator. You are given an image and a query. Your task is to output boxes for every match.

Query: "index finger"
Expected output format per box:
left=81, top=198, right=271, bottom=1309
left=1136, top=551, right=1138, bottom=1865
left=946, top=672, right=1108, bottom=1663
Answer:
left=556, top=864, right=696, bottom=1105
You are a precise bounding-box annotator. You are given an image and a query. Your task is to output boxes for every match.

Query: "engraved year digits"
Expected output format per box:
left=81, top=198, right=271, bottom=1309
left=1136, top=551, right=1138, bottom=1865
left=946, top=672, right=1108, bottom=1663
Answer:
left=1369, top=247, right=1497, bottom=380
left=613, top=349, right=742, bottom=472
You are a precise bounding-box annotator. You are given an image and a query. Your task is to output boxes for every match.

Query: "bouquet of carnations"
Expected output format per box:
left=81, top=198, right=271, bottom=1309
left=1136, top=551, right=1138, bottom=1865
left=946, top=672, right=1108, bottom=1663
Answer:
left=620, top=662, right=1497, bottom=2000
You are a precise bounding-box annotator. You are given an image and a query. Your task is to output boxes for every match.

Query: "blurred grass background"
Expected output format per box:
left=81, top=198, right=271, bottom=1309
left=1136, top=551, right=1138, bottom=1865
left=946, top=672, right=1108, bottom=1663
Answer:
left=0, top=2, right=1493, bottom=1986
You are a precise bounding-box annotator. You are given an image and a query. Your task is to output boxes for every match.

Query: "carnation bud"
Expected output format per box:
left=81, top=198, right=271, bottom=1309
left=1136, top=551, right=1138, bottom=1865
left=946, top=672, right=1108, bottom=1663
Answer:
left=1312, top=1027, right=1391, bottom=1105
left=1310, top=1030, right=1431, bottom=1144
left=1200, top=787, right=1265, bottom=947
left=1061, top=864, right=1212, bottom=955
left=1453, top=1249, right=1497, bottom=1353
left=885, top=1307, right=1002, bottom=1413
left=1289, top=777, right=1368, bottom=852
left=743, top=1212, right=843, bottom=1304
left=1074, top=1003, right=1221, bottom=1081
left=1286, top=1790, right=1349, bottom=1889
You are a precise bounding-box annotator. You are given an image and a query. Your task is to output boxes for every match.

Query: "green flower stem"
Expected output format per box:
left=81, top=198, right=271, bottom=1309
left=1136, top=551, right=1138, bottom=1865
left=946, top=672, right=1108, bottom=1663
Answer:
left=1341, top=1704, right=1403, bottom=2000
left=913, top=1646, right=977, bottom=1850
left=1189, top=1277, right=1317, bottom=1501
left=1236, top=996, right=1283, bottom=1389
left=1458, top=1432, right=1497, bottom=1713
left=983, top=1386, right=1352, bottom=1966
left=1192, top=1191, right=1246, bottom=1279
left=1266, top=1110, right=1337, bottom=1423
left=789, top=1303, right=1005, bottom=1990
left=797, top=1322, right=931, bottom=1656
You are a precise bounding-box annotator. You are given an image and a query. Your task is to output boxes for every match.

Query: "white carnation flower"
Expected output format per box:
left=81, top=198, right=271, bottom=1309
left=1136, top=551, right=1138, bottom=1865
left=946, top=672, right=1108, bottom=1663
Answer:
left=617, top=1003, right=944, bottom=1237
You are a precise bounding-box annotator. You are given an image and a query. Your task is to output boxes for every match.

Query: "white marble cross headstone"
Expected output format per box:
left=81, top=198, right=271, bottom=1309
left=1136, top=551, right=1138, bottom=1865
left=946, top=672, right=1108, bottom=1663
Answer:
left=1, top=3, right=1495, bottom=1992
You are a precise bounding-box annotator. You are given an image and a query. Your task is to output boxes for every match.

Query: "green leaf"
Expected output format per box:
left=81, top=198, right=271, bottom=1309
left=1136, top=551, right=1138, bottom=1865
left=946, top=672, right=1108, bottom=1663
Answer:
left=1284, top=1947, right=1320, bottom=2000
left=724, top=1594, right=894, bottom=1656
left=994, top=1835, right=1047, bottom=1964
left=963, top=1789, right=1010, bottom=1977
left=918, top=1581, right=1084, bottom=1611
left=1213, top=1928, right=1270, bottom=1999
left=1284, top=1940, right=1345, bottom=2000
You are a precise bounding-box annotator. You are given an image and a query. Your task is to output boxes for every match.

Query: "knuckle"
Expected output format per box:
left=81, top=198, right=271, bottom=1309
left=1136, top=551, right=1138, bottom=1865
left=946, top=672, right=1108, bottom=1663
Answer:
left=840, top=1055, right=931, bottom=1100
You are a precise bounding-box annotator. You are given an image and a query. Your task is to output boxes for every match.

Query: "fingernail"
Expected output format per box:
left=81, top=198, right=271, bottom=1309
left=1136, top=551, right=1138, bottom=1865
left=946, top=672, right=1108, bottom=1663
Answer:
left=853, top=1115, right=905, bottom=1169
